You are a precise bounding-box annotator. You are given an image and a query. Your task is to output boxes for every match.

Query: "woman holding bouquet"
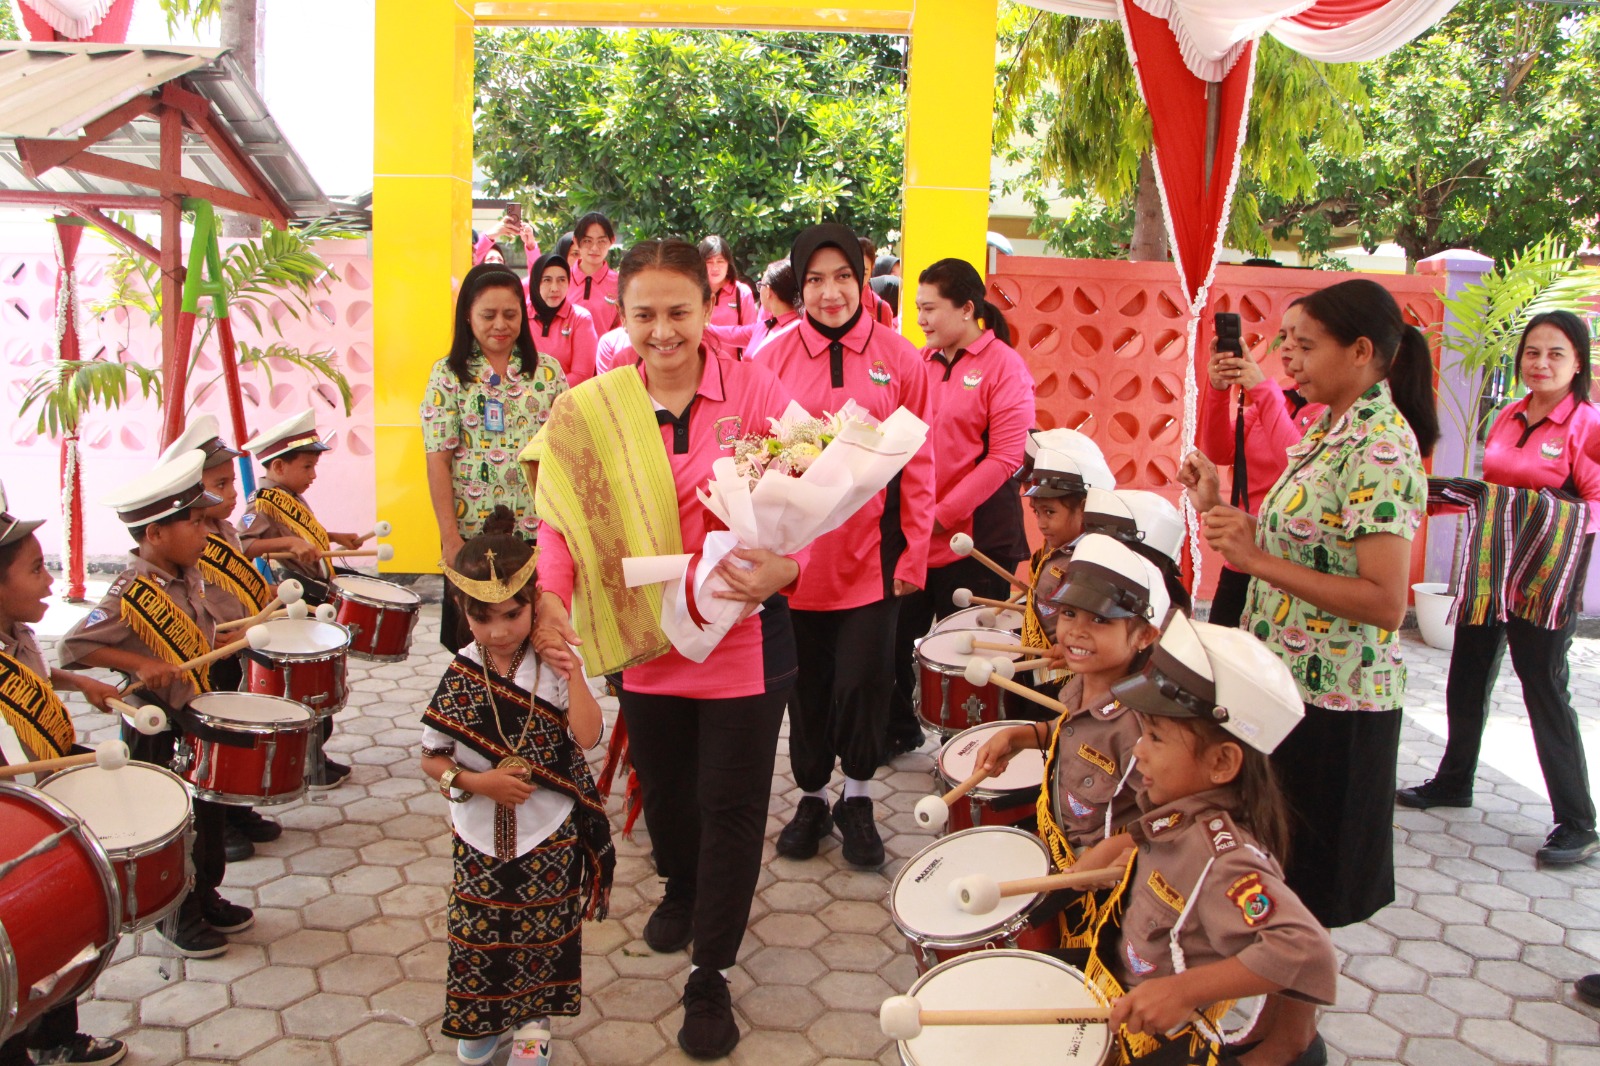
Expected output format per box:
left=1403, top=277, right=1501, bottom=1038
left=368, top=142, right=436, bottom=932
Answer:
left=531, top=239, right=803, bottom=1060
left=761, top=223, right=936, bottom=869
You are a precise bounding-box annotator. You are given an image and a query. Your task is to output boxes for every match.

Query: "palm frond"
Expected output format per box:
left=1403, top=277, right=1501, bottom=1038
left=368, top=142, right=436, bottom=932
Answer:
left=19, top=360, right=162, bottom=437
left=236, top=343, right=353, bottom=415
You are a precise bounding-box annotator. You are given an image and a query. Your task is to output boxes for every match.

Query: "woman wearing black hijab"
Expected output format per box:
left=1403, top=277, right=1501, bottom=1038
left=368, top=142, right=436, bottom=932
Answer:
left=526, top=252, right=601, bottom=385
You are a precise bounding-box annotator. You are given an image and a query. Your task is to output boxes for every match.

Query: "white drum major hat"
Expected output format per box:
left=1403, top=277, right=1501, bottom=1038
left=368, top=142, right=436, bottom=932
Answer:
left=1111, top=612, right=1304, bottom=753
left=103, top=450, right=222, bottom=527
left=1023, top=447, right=1117, bottom=499
left=1083, top=488, right=1185, bottom=566
left=242, top=409, right=330, bottom=463
left=158, top=414, right=243, bottom=470
left=1045, top=533, right=1170, bottom=623
left=1015, top=427, right=1115, bottom=489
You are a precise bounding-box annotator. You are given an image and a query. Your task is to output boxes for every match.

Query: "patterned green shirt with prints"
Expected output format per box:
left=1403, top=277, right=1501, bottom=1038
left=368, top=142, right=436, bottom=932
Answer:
left=1243, top=381, right=1425, bottom=712
left=420, top=351, right=568, bottom=539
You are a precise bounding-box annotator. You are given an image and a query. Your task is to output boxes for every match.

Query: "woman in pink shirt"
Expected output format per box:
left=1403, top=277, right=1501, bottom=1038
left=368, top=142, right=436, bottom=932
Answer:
left=705, top=259, right=800, bottom=361
left=535, top=239, right=802, bottom=1058
left=699, top=235, right=758, bottom=359
left=1196, top=305, right=1325, bottom=628
left=1399, top=311, right=1600, bottom=865
left=885, top=258, right=1036, bottom=755
left=760, top=223, right=936, bottom=869
left=569, top=212, right=620, bottom=333
left=527, top=253, right=600, bottom=385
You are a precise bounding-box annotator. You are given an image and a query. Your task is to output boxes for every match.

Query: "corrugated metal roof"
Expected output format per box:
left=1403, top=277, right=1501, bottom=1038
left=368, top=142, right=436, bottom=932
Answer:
left=0, top=43, right=329, bottom=219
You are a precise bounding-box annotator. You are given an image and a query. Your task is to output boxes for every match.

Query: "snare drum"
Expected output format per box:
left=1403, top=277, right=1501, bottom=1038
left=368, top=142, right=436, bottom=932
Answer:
left=179, top=692, right=315, bottom=805
left=0, top=785, right=120, bottom=1042
left=915, top=629, right=1023, bottom=736
left=932, top=605, right=1025, bottom=635
left=329, top=576, right=421, bottom=662
left=895, top=950, right=1112, bottom=1066
left=246, top=619, right=351, bottom=716
left=889, top=826, right=1058, bottom=973
left=935, top=721, right=1046, bottom=834
left=40, top=764, right=192, bottom=932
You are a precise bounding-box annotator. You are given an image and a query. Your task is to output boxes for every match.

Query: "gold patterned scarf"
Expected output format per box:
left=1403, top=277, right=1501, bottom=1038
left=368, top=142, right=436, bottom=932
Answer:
left=120, top=578, right=212, bottom=694
left=252, top=487, right=333, bottom=578
left=200, top=533, right=272, bottom=614
left=0, top=650, right=74, bottom=759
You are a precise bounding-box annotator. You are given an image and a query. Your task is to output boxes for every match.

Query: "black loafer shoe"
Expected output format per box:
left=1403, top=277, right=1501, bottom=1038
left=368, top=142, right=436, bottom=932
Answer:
left=223, top=824, right=255, bottom=863
left=1538, top=824, right=1600, bottom=866
left=833, top=796, right=885, bottom=868
left=1395, top=779, right=1473, bottom=810
left=678, top=967, right=739, bottom=1059
left=227, top=808, right=283, bottom=843
left=202, top=897, right=255, bottom=934
left=1576, top=974, right=1600, bottom=1007
left=643, top=882, right=695, bottom=953
left=776, top=796, right=833, bottom=860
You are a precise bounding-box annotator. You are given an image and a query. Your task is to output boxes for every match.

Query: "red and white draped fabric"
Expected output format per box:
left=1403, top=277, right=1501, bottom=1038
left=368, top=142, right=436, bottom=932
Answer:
left=17, top=0, right=137, bottom=42
left=1011, top=0, right=1459, bottom=585
left=52, top=220, right=88, bottom=602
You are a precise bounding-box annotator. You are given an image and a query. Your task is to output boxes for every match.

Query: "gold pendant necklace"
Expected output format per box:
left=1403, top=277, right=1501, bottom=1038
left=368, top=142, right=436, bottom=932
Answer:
left=478, top=640, right=540, bottom=774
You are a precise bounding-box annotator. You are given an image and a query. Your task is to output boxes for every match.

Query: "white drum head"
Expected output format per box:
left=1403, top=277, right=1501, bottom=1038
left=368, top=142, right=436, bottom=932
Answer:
left=938, top=722, right=1046, bottom=794
left=933, top=606, right=1025, bottom=634
left=903, top=950, right=1110, bottom=1066
left=919, top=629, right=1022, bottom=670
left=42, top=764, right=190, bottom=851
left=891, top=828, right=1049, bottom=942
left=335, top=575, right=421, bottom=606
left=259, top=618, right=349, bottom=655
left=190, top=692, right=313, bottom=725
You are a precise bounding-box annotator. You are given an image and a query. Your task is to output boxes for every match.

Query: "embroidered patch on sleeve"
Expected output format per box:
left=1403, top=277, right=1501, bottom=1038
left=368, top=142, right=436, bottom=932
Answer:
left=84, top=608, right=107, bottom=627
left=1225, top=872, right=1274, bottom=926
left=1207, top=815, right=1237, bottom=853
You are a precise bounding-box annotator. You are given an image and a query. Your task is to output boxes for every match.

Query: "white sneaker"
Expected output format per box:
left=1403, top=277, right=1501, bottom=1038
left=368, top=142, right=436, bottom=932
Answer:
left=510, top=1021, right=551, bottom=1065
left=457, top=1033, right=501, bottom=1065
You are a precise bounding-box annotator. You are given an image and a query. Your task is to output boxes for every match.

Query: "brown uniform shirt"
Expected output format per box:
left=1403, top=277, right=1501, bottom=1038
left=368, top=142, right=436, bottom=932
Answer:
left=1117, top=788, right=1337, bottom=1005
left=58, top=552, right=218, bottom=714
left=199, top=518, right=259, bottom=626
left=237, top=476, right=308, bottom=554
left=1026, top=541, right=1073, bottom=642
left=1048, top=677, right=1143, bottom=847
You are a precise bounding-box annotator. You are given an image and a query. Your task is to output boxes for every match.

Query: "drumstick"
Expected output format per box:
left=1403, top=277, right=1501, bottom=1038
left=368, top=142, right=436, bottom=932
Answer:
left=913, top=767, right=991, bottom=831
left=216, top=578, right=305, bottom=633
left=949, top=866, right=1126, bottom=914
left=0, top=740, right=130, bottom=779
left=950, top=634, right=1022, bottom=657
left=952, top=589, right=1015, bottom=613
left=962, top=658, right=1071, bottom=716
left=880, top=995, right=1109, bottom=1040
left=107, top=698, right=167, bottom=735
left=353, top=520, right=393, bottom=544
left=267, top=545, right=395, bottom=561
left=117, top=625, right=273, bottom=695
left=949, top=534, right=1029, bottom=593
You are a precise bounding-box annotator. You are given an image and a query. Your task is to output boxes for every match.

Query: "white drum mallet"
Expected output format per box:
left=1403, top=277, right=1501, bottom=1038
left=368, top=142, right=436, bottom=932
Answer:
left=0, top=739, right=131, bottom=780
left=913, top=767, right=992, bottom=832
left=952, top=588, right=1020, bottom=613
left=353, top=520, right=393, bottom=545
left=879, top=995, right=1110, bottom=1040
left=949, top=533, right=1029, bottom=593
left=314, top=603, right=337, bottom=622
left=216, top=578, right=304, bottom=633
left=963, top=657, right=1071, bottom=716
left=948, top=865, right=1126, bottom=915
left=107, top=697, right=166, bottom=735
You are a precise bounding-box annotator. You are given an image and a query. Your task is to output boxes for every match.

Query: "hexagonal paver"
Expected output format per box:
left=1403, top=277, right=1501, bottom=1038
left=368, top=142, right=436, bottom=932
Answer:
left=282, top=992, right=368, bottom=1040
left=185, top=1006, right=280, bottom=1060
left=231, top=964, right=319, bottom=1009
left=592, top=976, right=683, bottom=1022
left=139, top=979, right=229, bottom=1028
left=319, top=952, right=402, bottom=996
left=266, top=928, right=349, bottom=968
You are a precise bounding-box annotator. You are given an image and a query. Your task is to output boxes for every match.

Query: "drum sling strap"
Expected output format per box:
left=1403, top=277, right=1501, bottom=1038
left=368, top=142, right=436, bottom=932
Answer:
left=200, top=534, right=272, bottom=614
left=120, top=578, right=212, bottom=695
left=252, top=487, right=334, bottom=579
left=0, top=651, right=74, bottom=759
left=1022, top=549, right=1069, bottom=686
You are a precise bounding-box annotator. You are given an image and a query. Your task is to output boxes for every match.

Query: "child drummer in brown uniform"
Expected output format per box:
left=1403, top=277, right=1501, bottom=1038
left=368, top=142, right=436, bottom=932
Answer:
left=0, top=484, right=127, bottom=1066
left=158, top=416, right=284, bottom=861
left=58, top=451, right=254, bottom=959
left=237, top=409, right=361, bottom=789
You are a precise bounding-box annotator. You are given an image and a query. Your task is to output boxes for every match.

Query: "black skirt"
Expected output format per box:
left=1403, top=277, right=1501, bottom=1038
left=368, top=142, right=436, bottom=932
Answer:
left=1271, top=704, right=1403, bottom=928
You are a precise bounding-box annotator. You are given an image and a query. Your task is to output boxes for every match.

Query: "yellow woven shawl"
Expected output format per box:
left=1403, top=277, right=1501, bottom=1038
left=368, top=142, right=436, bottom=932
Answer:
left=524, top=368, right=680, bottom=674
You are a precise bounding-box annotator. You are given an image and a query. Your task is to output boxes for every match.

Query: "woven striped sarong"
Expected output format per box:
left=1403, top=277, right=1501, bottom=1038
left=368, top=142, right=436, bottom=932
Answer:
left=1428, top=477, right=1587, bottom=629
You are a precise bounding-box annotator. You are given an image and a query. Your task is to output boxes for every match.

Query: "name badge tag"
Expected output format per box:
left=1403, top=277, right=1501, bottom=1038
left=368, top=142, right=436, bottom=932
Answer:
left=485, top=397, right=505, bottom=434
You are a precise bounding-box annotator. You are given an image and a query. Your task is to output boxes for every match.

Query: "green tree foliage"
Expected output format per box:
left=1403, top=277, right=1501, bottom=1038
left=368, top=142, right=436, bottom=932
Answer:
left=1262, top=0, right=1600, bottom=263
left=0, top=2, right=18, bottom=39
left=475, top=28, right=907, bottom=270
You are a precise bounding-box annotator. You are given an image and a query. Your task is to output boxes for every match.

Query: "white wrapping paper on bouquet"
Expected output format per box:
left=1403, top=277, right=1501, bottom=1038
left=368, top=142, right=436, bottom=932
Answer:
left=622, top=401, right=930, bottom=662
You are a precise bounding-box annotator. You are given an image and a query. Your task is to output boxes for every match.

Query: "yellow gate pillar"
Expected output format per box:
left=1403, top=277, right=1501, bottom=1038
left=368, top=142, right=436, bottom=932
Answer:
left=900, top=0, right=997, bottom=333
left=373, top=0, right=475, bottom=572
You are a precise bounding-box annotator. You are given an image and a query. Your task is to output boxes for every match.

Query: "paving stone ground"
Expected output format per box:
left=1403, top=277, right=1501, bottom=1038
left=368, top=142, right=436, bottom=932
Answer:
left=25, top=593, right=1600, bottom=1065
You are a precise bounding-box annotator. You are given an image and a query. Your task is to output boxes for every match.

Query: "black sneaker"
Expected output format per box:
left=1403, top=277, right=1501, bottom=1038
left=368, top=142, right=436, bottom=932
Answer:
left=228, top=808, right=283, bottom=843
left=28, top=1036, right=127, bottom=1066
left=1395, top=779, right=1472, bottom=810
left=1537, top=824, right=1600, bottom=866
left=1576, top=974, right=1600, bottom=1007
left=677, top=967, right=739, bottom=1059
left=223, top=824, right=255, bottom=863
left=880, top=727, right=925, bottom=765
left=643, top=881, right=695, bottom=953
left=202, top=897, right=255, bottom=934
left=159, top=914, right=227, bottom=958
left=833, top=796, right=885, bottom=868
left=308, top=758, right=351, bottom=791
left=775, top=797, right=834, bottom=860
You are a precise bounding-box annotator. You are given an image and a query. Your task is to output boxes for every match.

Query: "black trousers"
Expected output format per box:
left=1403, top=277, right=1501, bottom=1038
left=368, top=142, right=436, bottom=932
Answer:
left=790, top=597, right=901, bottom=789
left=0, top=1000, right=77, bottom=1062
left=621, top=687, right=787, bottom=970
left=1435, top=614, right=1597, bottom=831
left=1207, top=566, right=1253, bottom=631
left=888, top=559, right=1013, bottom=745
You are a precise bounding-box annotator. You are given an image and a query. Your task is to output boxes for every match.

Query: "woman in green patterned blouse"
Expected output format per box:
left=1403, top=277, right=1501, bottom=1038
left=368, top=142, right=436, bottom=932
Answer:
left=1180, top=279, right=1439, bottom=932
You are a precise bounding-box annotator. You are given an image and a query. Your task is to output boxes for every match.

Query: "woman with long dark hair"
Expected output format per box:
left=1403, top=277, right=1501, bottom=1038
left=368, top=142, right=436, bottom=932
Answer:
left=698, top=235, right=757, bottom=359
left=1399, top=310, right=1600, bottom=866
left=422, top=263, right=568, bottom=650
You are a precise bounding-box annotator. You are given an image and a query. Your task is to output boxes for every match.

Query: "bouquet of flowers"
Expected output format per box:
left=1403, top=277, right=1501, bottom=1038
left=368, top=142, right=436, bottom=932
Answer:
left=622, top=400, right=929, bottom=662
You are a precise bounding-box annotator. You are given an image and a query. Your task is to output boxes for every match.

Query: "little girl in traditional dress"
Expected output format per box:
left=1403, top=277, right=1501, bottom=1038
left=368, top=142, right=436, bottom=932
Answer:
left=420, top=508, right=612, bottom=1066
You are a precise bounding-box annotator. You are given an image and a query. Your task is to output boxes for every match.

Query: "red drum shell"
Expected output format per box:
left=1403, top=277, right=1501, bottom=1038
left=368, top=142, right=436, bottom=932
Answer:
left=180, top=693, right=315, bottom=805
left=245, top=619, right=350, bottom=716
left=915, top=630, right=1022, bottom=737
left=329, top=576, right=421, bottom=662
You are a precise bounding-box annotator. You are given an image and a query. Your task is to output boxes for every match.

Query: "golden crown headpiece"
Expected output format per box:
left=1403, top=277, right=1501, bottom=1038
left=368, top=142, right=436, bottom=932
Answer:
left=440, top=546, right=539, bottom=604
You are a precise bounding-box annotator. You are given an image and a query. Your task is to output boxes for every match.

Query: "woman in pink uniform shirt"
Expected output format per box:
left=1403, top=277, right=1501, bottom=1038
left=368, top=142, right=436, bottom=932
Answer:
left=699, top=235, right=757, bottom=359
left=535, top=240, right=802, bottom=1058
left=569, top=211, right=620, bottom=333
left=885, top=258, right=1036, bottom=755
left=1399, top=310, right=1600, bottom=866
left=760, top=223, right=935, bottom=869
left=527, top=252, right=600, bottom=385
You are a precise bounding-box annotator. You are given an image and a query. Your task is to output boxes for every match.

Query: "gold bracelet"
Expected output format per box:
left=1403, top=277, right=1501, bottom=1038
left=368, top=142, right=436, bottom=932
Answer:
left=438, top=765, right=471, bottom=803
